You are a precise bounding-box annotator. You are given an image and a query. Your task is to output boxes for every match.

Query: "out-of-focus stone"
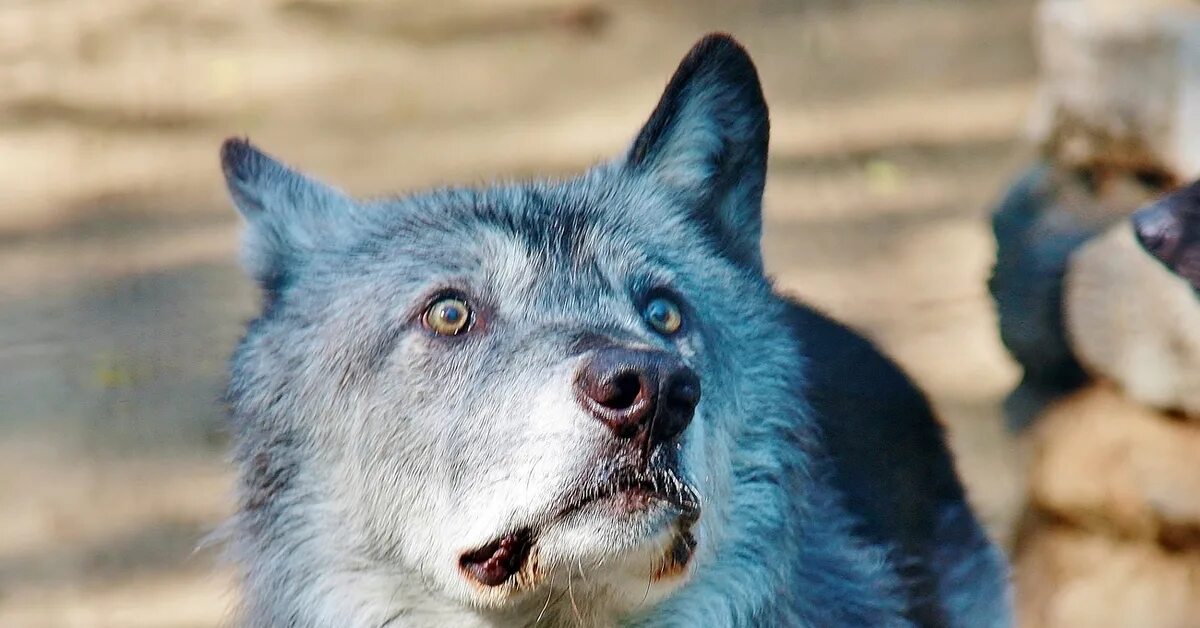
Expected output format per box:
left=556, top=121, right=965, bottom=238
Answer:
left=1028, top=385, right=1200, bottom=538
left=1031, top=0, right=1200, bottom=178
left=1015, top=520, right=1200, bottom=628
left=1065, top=222, right=1200, bottom=418
left=988, top=163, right=1162, bottom=429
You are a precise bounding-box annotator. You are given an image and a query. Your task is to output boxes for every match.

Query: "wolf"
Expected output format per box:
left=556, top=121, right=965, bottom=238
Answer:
left=220, top=34, right=1009, bottom=627
left=1014, top=181, right=1200, bottom=627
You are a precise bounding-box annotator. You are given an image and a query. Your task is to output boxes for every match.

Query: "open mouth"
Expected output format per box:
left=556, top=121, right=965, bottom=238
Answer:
left=459, top=467, right=701, bottom=588
left=459, top=529, right=534, bottom=587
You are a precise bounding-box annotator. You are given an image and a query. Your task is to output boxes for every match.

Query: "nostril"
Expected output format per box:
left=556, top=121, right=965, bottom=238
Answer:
left=600, top=371, right=643, bottom=410
left=667, top=378, right=700, bottom=411
left=650, top=370, right=700, bottom=445
left=667, top=369, right=701, bottom=408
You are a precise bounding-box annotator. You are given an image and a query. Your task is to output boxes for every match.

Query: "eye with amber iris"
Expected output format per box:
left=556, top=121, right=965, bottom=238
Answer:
left=643, top=296, right=683, bottom=335
left=424, top=296, right=472, bottom=336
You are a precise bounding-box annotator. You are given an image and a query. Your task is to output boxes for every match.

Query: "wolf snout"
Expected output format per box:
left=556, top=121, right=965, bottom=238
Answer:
left=574, top=348, right=700, bottom=445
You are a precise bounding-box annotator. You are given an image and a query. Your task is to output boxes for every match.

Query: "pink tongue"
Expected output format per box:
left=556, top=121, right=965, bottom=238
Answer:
left=460, top=532, right=529, bottom=587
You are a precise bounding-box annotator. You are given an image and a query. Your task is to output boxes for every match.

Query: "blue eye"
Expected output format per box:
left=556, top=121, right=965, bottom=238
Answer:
left=643, top=297, right=683, bottom=335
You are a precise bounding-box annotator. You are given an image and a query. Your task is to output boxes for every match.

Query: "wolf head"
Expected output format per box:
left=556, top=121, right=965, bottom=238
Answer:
left=223, top=34, right=786, bottom=623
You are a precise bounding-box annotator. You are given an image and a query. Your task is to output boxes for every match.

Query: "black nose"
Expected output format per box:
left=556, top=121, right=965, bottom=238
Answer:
left=574, top=348, right=700, bottom=446
left=1132, top=182, right=1200, bottom=291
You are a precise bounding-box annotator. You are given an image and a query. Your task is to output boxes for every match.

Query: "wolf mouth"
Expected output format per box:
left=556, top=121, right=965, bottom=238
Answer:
left=554, top=467, right=702, bottom=524
left=459, top=468, right=701, bottom=588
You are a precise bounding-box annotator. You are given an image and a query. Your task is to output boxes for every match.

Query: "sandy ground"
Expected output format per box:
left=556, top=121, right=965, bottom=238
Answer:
left=0, top=1, right=1037, bottom=625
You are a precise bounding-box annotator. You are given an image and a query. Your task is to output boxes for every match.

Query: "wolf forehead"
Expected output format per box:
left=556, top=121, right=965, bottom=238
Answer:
left=377, top=180, right=702, bottom=275
left=222, top=145, right=723, bottom=296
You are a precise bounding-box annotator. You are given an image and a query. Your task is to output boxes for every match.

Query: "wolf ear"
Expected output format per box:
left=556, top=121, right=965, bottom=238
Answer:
left=220, top=138, right=352, bottom=288
left=625, top=33, right=770, bottom=270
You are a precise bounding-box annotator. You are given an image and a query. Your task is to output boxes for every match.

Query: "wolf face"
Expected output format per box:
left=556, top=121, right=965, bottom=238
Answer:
left=224, top=35, right=787, bottom=624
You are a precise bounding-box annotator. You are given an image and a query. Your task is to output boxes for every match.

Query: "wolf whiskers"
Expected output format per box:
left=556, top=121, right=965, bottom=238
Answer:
left=639, top=563, right=655, bottom=610
left=535, top=563, right=559, bottom=624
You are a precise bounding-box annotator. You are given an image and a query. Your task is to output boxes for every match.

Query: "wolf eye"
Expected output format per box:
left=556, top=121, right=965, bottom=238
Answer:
left=424, top=297, right=472, bottom=336
left=643, top=297, right=683, bottom=335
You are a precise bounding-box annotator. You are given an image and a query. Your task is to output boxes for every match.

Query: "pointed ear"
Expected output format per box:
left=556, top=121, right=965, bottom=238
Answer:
left=220, top=138, right=352, bottom=289
left=626, top=33, right=770, bottom=270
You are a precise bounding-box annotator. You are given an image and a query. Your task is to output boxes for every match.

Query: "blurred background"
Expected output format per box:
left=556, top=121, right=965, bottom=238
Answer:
left=0, top=1, right=1040, bottom=626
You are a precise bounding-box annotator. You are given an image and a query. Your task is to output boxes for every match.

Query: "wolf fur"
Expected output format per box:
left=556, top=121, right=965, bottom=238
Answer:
left=220, top=34, right=1009, bottom=627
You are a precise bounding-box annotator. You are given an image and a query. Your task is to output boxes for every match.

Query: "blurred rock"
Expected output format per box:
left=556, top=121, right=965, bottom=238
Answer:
left=1031, top=0, right=1200, bottom=178
left=1067, top=217, right=1200, bottom=418
left=1132, top=178, right=1200, bottom=291
left=1015, top=520, right=1200, bottom=628
left=1026, top=385, right=1200, bottom=539
left=988, top=162, right=1160, bottom=429
left=1014, top=200, right=1200, bottom=628
left=990, top=0, right=1200, bottom=429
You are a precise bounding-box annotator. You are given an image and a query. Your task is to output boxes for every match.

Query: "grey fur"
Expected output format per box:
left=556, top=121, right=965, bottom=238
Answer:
left=221, top=34, right=1008, bottom=627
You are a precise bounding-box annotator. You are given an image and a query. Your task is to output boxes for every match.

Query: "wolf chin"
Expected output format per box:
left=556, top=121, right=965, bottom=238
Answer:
left=220, top=34, right=1010, bottom=627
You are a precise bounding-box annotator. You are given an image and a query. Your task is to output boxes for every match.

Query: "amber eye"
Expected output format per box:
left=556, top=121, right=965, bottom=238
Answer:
left=643, top=297, right=683, bottom=335
left=424, top=297, right=472, bottom=336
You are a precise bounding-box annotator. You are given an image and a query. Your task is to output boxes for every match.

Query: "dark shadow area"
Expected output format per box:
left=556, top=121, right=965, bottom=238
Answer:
left=0, top=259, right=255, bottom=454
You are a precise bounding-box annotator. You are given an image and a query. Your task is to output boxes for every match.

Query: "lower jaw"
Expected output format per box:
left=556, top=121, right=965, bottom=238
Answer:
left=529, top=510, right=699, bottom=596
left=460, top=476, right=704, bottom=592
left=461, top=506, right=698, bottom=594
left=652, top=528, right=697, bottom=581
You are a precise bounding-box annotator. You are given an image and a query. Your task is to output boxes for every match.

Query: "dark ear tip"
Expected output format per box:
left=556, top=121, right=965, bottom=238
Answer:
left=220, top=136, right=262, bottom=183
left=684, top=32, right=756, bottom=72
left=690, top=32, right=749, bottom=57
left=675, top=33, right=764, bottom=109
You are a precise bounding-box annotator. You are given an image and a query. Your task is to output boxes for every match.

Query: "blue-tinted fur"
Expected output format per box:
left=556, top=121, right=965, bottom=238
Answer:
left=222, top=33, right=1009, bottom=627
